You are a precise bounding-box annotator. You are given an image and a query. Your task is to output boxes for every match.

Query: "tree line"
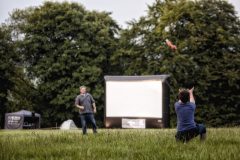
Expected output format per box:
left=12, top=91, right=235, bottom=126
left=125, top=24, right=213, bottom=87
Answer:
left=0, top=0, right=239, bottom=128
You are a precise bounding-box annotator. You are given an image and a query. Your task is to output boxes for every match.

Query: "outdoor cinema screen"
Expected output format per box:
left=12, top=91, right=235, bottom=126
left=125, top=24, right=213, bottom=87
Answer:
left=106, top=80, right=163, bottom=118
left=104, top=75, right=170, bottom=128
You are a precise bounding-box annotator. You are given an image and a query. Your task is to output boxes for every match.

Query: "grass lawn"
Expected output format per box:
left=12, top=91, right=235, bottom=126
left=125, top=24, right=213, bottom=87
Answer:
left=0, top=128, right=239, bottom=160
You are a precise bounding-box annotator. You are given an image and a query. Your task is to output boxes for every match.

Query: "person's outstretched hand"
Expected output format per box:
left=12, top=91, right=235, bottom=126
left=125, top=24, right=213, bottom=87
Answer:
left=179, top=88, right=184, bottom=93
left=189, top=87, right=194, bottom=93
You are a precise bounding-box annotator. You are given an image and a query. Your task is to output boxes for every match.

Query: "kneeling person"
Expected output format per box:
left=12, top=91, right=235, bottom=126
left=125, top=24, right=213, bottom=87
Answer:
left=175, top=87, right=206, bottom=143
left=75, top=86, right=97, bottom=134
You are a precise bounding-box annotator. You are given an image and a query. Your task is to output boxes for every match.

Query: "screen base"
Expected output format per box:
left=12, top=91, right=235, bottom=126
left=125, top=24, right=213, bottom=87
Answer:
left=105, top=117, right=164, bottom=128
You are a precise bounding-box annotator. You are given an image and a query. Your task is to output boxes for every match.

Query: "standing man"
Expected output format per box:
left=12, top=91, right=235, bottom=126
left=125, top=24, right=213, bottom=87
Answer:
left=75, top=86, right=97, bottom=134
left=175, top=87, right=206, bottom=143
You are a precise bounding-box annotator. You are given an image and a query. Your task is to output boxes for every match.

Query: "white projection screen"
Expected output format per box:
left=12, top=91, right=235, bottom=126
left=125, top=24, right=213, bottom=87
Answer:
left=104, top=75, right=170, bottom=128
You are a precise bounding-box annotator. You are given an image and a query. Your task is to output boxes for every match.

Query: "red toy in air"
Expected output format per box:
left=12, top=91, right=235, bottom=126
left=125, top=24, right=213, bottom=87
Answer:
left=166, top=39, right=177, bottom=50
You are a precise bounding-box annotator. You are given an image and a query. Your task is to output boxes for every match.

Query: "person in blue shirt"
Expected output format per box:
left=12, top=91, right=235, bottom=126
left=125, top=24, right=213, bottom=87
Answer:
left=175, top=87, right=206, bottom=143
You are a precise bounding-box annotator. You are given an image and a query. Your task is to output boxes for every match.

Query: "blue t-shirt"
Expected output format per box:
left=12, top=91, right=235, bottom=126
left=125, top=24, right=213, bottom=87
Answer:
left=175, top=102, right=196, bottom=132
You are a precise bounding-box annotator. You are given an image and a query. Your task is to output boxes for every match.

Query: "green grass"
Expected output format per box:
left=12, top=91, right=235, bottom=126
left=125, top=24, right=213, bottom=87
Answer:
left=0, top=128, right=240, bottom=160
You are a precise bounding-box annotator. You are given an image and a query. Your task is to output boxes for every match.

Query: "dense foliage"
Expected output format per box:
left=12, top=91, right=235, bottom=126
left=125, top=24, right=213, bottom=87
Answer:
left=7, top=2, right=119, bottom=127
left=112, top=0, right=240, bottom=126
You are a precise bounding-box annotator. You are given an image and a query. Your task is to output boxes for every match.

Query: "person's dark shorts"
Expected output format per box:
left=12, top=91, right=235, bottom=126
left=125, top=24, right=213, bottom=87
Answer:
left=175, top=124, right=206, bottom=142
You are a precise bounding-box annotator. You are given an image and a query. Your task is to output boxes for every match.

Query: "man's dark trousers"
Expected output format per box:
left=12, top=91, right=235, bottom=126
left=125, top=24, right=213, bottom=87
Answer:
left=80, top=113, right=97, bottom=134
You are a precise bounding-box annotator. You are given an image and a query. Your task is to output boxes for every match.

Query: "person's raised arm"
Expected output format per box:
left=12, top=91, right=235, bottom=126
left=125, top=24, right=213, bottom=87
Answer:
left=189, top=87, right=195, bottom=103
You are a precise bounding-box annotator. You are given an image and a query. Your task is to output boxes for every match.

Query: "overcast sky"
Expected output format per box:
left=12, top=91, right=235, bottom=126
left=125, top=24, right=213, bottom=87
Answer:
left=0, top=0, right=239, bottom=28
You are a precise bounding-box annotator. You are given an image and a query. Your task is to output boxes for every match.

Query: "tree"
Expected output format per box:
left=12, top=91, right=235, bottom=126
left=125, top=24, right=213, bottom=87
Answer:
left=0, top=25, right=39, bottom=128
left=0, top=26, right=16, bottom=128
left=10, top=2, right=119, bottom=127
left=7, top=67, right=41, bottom=113
left=112, top=0, right=240, bottom=127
